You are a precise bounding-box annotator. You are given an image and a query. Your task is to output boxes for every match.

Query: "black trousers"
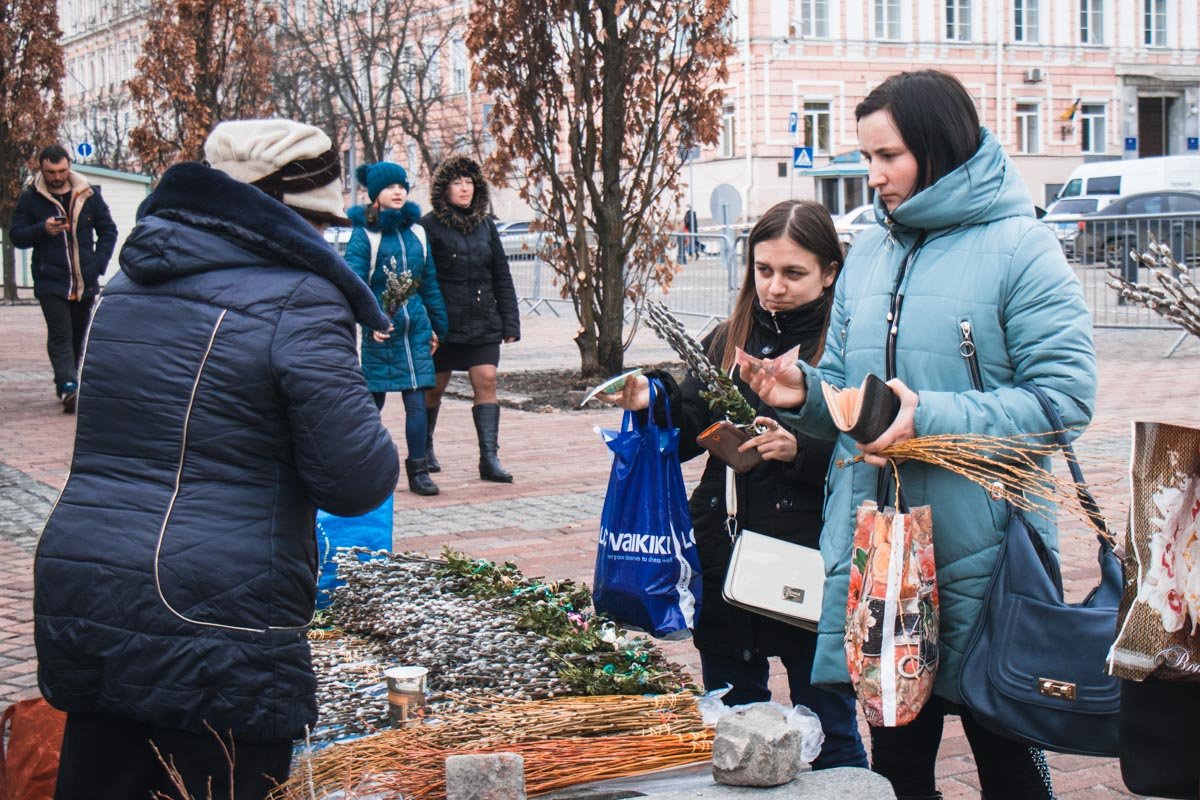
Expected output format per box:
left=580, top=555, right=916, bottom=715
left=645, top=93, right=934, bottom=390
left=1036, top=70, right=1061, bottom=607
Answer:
left=869, top=697, right=1055, bottom=799
left=38, top=294, right=93, bottom=392
left=54, top=712, right=293, bottom=800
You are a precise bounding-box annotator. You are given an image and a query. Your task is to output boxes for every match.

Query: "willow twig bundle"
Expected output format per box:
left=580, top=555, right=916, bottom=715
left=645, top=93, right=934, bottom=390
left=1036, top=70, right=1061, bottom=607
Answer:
left=275, top=694, right=705, bottom=798
left=339, top=732, right=714, bottom=800
left=1107, top=239, right=1200, bottom=337
left=836, top=431, right=1116, bottom=544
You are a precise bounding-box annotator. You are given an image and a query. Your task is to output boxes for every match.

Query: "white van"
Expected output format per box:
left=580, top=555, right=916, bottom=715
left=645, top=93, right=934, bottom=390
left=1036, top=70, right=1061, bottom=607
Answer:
left=1055, top=156, right=1200, bottom=202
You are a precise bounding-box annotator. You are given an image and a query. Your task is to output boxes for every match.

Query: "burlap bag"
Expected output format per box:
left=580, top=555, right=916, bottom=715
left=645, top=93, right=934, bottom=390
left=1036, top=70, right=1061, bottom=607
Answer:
left=1107, top=421, right=1200, bottom=683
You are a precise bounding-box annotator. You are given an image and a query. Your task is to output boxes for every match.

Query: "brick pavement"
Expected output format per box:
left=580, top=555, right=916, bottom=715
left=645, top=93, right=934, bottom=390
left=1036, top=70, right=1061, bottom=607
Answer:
left=1, top=301, right=1197, bottom=797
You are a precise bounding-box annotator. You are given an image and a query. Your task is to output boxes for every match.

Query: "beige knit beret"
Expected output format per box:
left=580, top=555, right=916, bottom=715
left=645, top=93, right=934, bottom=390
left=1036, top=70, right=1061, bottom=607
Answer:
left=204, top=119, right=348, bottom=226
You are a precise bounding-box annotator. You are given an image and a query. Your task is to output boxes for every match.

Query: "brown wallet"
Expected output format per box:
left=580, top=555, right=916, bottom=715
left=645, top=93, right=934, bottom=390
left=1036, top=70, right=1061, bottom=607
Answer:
left=697, top=421, right=763, bottom=474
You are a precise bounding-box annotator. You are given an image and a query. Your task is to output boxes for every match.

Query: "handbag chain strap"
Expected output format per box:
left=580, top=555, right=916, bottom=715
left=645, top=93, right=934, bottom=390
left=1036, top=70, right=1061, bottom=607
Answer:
left=1022, top=383, right=1114, bottom=550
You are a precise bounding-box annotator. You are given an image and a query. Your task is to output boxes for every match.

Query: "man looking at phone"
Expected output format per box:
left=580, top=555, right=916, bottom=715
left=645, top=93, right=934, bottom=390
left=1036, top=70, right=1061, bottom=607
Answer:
left=11, top=144, right=118, bottom=413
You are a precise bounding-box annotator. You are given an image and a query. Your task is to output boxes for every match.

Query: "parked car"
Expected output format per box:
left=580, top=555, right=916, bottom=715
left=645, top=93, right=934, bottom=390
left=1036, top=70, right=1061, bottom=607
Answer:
left=495, top=220, right=541, bottom=261
left=1054, top=155, right=1200, bottom=203
left=1075, top=190, right=1200, bottom=274
left=1040, top=195, right=1114, bottom=259
left=324, top=226, right=353, bottom=257
left=834, top=203, right=877, bottom=248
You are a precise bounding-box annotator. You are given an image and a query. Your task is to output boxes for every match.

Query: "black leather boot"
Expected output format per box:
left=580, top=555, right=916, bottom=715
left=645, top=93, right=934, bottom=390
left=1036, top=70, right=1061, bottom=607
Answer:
left=405, top=458, right=440, bottom=496
left=425, top=404, right=441, bottom=473
left=472, top=403, right=513, bottom=483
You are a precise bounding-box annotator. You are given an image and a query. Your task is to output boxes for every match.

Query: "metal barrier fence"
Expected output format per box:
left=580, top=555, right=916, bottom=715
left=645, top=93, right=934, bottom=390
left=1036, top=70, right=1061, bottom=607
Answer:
left=502, top=231, right=747, bottom=333
left=1051, top=210, right=1197, bottom=330
left=505, top=214, right=1198, bottom=337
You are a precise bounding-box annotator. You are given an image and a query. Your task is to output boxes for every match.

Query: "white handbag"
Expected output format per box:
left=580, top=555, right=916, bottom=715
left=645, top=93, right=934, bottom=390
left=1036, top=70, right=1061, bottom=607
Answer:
left=720, top=465, right=826, bottom=631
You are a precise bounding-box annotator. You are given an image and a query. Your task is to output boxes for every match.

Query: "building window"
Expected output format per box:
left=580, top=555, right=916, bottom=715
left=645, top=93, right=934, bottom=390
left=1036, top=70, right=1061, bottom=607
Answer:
left=874, top=0, right=901, bottom=40
left=1081, top=103, right=1106, bottom=154
left=1016, top=102, right=1040, bottom=154
left=1144, top=0, right=1166, bottom=46
left=1080, top=0, right=1103, bottom=45
left=720, top=104, right=736, bottom=159
left=803, top=101, right=831, bottom=155
left=1014, top=0, right=1038, bottom=42
left=946, top=0, right=971, bottom=41
left=797, top=0, right=829, bottom=38
left=451, top=37, right=467, bottom=95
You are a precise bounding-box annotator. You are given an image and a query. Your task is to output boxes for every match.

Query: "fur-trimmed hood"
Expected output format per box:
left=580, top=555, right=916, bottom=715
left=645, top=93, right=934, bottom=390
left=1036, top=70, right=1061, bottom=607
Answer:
left=346, top=201, right=422, bottom=233
left=126, top=162, right=389, bottom=331
left=429, top=156, right=491, bottom=234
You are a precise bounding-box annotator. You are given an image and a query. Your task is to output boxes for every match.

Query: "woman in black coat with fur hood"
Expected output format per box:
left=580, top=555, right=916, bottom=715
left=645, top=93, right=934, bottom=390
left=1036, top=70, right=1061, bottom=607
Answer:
left=420, top=156, right=521, bottom=482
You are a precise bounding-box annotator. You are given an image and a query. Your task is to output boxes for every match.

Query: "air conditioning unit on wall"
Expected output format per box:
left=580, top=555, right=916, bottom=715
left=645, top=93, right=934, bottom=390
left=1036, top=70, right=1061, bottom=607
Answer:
left=1024, top=67, right=1047, bottom=83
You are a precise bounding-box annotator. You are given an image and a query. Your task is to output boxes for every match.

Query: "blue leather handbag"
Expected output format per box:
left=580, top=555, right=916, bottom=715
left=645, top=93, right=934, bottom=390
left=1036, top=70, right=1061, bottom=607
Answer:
left=958, top=385, right=1123, bottom=757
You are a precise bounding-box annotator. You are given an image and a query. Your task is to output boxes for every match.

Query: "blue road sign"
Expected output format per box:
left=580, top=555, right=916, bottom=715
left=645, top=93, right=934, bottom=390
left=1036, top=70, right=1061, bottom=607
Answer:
left=792, top=146, right=814, bottom=170
left=1124, top=137, right=1137, bottom=152
left=1189, top=137, right=1199, bottom=152
left=788, top=112, right=798, bottom=134
left=75, top=142, right=94, bottom=159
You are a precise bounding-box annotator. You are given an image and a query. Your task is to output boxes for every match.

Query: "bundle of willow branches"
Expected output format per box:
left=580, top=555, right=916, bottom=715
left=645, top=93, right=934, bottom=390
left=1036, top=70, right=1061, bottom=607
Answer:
left=837, top=431, right=1116, bottom=544
left=643, top=300, right=760, bottom=429
left=1108, top=239, right=1200, bottom=337
left=275, top=694, right=707, bottom=799
left=381, top=256, right=420, bottom=316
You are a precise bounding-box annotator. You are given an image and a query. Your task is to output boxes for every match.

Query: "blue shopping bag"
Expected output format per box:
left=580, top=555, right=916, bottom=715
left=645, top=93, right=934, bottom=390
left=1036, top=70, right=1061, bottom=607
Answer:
left=315, top=495, right=394, bottom=609
left=593, top=378, right=701, bottom=640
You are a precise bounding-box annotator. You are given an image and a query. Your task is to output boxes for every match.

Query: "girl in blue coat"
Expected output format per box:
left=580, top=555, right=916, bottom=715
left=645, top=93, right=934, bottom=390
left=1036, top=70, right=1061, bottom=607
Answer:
left=747, top=71, right=1096, bottom=800
left=346, top=162, right=449, bottom=495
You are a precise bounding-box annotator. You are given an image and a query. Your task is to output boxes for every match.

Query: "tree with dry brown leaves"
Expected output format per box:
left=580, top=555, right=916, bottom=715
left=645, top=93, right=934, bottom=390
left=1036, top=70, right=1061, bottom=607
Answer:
left=0, top=0, right=65, bottom=301
left=129, top=0, right=277, bottom=177
left=468, top=0, right=734, bottom=377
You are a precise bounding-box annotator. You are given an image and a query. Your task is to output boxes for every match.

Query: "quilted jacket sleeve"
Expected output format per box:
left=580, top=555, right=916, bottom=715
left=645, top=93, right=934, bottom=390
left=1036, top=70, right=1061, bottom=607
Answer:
left=9, top=189, right=48, bottom=248
left=914, top=223, right=1097, bottom=441
left=90, top=188, right=119, bottom=274
left=272, top=275, right=399, bottom=516
left=418, top=236, right=449, bottom=338
left=344, top=227, right=371, bottom=285
left=488, top=220, right=521, bottom=340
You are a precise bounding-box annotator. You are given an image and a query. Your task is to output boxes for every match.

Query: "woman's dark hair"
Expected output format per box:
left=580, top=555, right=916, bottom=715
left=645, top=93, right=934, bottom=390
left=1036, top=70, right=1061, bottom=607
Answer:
left=713, top=200, right=844, bottom=372
left=855, top=70, right=981, bottom=194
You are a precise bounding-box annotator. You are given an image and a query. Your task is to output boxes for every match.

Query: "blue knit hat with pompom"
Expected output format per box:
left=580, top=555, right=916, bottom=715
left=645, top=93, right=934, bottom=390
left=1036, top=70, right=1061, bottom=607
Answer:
left=356, top=161, right=409, bottom=202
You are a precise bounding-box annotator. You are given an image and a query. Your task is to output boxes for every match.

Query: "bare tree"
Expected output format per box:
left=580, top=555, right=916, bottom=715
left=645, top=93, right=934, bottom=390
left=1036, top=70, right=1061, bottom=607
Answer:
left=275, top=0, right=467, bottom=180
left=66, top=91, right=139, bottom=173
left=0, top=0, right=65, bottom=300
left=469, top=0, right=735, bottom=376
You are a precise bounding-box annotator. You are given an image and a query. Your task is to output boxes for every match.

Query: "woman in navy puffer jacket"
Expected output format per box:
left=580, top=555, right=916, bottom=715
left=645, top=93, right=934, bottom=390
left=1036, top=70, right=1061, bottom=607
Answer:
left=34, top=121, right=399, bottom=798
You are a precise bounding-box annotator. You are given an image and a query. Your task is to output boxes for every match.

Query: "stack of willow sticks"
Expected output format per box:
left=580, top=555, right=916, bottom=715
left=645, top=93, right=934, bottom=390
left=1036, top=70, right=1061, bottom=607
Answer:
left=836, top=430, right=1117, bottom=544
left=274, top=693, right=708, bottom=799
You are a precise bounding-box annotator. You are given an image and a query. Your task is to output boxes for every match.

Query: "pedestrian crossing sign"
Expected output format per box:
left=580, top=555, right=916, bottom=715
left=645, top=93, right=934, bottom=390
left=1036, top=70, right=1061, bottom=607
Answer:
left=792, top=147, right=814, bottom=170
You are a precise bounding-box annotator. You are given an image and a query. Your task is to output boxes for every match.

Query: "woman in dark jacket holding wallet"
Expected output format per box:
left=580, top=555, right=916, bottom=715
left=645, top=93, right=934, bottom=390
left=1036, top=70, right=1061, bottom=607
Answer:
left=420, top=156, right=521, bottom=483
left=609, top=200, right=866, bottom=770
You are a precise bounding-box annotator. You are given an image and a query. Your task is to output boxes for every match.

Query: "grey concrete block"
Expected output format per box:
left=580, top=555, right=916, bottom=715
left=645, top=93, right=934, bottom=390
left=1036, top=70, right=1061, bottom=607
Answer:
left=446, top=752, right=527, bottom=800
left=711, top=703, right=803, bottom=787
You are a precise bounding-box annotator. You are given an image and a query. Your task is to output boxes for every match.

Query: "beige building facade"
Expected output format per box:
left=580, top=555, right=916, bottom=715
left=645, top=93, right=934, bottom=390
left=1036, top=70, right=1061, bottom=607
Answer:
left=57, top=1, right=1200, bottom=223
left=697, top=0, right=1200, bottom=221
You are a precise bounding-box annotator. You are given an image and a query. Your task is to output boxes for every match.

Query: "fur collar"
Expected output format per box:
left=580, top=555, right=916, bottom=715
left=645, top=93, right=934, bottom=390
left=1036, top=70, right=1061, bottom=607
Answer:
left=346, top=202, right=422, bottom=233
left=135, top=162, right=389, bottom=330
left=430, top=156, right=490, bottom=234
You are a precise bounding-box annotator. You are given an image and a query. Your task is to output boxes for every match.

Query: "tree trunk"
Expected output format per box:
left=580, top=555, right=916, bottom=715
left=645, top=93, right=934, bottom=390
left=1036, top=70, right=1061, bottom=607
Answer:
left=2, top=229, right=16, bottom=301
left=594, top=244, right=626, bottom=377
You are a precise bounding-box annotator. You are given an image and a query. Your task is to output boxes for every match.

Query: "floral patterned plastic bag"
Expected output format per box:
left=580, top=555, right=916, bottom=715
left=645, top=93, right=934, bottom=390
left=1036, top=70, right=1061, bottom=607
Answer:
left=845, top=498, right=939, bottom=726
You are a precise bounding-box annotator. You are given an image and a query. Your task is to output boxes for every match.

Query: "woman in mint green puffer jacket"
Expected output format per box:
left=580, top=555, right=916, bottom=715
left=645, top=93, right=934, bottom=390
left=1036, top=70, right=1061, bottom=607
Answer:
left=751, top=71, right=1095, bottom=800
